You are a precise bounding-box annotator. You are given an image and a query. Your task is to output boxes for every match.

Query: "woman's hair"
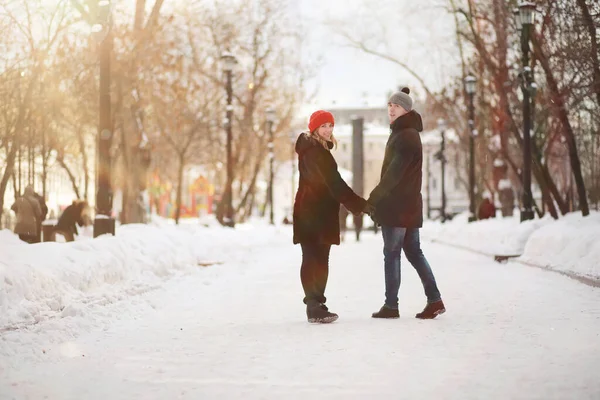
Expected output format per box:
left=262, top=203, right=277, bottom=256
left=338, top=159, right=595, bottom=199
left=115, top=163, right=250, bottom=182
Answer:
left=309, top=128, right=338, bottom=150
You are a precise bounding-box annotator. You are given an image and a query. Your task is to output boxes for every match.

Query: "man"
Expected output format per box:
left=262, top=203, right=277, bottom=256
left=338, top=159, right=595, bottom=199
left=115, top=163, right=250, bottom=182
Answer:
left=367, top=87, right=445, bottom=319
left=478, top=193, right=496, bottom=220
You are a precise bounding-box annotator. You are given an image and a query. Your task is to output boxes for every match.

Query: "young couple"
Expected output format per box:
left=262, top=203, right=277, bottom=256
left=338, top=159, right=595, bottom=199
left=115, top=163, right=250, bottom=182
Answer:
left=293, top=87, right=446, bottom=324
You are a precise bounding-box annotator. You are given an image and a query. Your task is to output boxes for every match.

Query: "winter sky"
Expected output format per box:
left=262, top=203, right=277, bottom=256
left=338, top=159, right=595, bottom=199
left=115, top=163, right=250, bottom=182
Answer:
left=295, top=0, right=460, bottom=109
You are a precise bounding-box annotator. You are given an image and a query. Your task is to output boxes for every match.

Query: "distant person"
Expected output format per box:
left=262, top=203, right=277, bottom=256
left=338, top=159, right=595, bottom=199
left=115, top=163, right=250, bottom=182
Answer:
left=367, top=88, right=445, bottom=320
left=293, top=110, right=372, bottom=324
left=33, top=191, right=48, bottom=242
left=11, top=185, right=42, bottom=244
left=478, top=195, right=496, bottom=220
left=54, top=200, right=88, bottom=242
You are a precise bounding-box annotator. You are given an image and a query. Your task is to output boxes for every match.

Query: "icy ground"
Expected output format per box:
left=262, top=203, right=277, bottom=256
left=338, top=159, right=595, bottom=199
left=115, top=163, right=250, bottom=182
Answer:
left=1, top=220, right=599, bottom=399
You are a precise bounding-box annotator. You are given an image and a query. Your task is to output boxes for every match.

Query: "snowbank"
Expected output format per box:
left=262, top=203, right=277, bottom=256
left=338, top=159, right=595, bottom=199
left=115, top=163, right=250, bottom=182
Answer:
left=0, top=220, right=288, bottom=330
left=422, top=211, right=600, bottom=281
left=422, top=212, right=553, bottom=256
left=520, top=212, right=600, bottom=281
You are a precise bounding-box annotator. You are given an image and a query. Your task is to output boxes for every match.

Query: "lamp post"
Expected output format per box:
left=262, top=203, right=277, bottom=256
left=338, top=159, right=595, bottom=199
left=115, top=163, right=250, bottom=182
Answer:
left=465, top=75, right=477, bottom=222
left=266, top=107, right=276, bottom=225
left=289, top=131, right=297, bottom=219
left=438, top=119, right=447, bottom=222
left=516, top=1, right=537, bottom=222
left=93, top=0, right=115, bottom=237
left=221, top=51, right=237, bottom=227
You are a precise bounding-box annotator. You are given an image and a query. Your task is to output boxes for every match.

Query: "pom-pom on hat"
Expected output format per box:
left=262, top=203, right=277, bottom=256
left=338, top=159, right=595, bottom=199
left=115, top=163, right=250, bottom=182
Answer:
left=388, top=87, right=413, bottom=112
left=308, top=110, right=335, bottom=133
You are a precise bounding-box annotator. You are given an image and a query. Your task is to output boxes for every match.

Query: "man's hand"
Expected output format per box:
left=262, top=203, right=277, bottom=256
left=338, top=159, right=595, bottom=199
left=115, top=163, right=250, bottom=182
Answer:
left=363, top=202, right=380, bottom=226
left=363, top=202, right=375, bottom=216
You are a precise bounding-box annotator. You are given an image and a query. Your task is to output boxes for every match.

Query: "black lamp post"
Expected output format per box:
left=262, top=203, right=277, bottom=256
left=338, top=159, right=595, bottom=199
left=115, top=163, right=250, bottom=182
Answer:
left=221, top=51, right=237, bottom=227
left=438, top=118, right=447, bottom=222
left=93, top=0, right=115, bottom=237
left=465, top=75, right=477, bottom=222
left=289, top=131, right=296, bottom=219
left=516, top=1, right=537, bottom=222
left=266, top=107, right=276, bottom=225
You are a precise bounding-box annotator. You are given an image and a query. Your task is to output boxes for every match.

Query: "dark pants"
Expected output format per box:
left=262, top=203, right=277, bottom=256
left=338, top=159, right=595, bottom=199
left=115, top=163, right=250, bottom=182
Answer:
left=300, top=242, right=331, bottom=305
left=18, top=234, right=37, bottom=244
left=54, top=228, right=75, bottom=242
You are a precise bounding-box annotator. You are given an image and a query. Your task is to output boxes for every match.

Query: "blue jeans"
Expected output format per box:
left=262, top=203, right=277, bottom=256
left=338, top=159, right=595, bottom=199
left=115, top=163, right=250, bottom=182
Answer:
left=381, top=226, right=441, bottom=309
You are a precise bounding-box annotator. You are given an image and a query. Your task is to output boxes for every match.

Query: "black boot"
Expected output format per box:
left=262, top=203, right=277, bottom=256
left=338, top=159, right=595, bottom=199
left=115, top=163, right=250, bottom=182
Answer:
left=371, top=305, right=400, bottom=319
left=415, top=300, right=446, bottom=319
left=306, top=303, right=338, bottom=323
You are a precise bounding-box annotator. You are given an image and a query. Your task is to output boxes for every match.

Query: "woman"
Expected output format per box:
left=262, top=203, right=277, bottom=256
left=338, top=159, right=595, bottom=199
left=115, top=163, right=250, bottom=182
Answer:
left=293, top=110, right=372, bottom=323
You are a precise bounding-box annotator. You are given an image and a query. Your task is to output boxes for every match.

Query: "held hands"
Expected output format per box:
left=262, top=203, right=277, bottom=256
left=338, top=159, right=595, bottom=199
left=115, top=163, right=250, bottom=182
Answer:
left=362, top=201, right=380, bottom=226
left=362, top=202, right=375, bottom=216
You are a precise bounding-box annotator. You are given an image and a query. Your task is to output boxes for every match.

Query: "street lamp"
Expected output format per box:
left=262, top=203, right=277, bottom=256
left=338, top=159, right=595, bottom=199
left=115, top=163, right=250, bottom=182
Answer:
left=221, top=51, right=237, bottom=227
left=437, top=118, right=447, bottom=222
left=265, top=107, right=276, bottom=225
left=513, top=8, right=522, bottom=31
left=94, top=0, right=115, bottom=237
left=516, top=1, right=537, bottom=222
left=289, top=131, right=297, bottom=219
left=465, top=74, right=477, bottom=222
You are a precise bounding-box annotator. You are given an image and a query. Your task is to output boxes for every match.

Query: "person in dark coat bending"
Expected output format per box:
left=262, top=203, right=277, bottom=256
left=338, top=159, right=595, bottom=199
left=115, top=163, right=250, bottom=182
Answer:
left=54, top=200, right=88, bottom=242
left=293, top=110, right=371, bottom=324
left=367, top=88, right=445, bottom=320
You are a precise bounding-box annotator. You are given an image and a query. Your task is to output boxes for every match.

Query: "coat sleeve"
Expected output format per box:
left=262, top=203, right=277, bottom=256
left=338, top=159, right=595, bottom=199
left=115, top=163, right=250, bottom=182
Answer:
left=367, top=134, right=415, bottom=206
left=32, top=199, right=42, bottom=221
left=304, top=148, right=367, bottom=215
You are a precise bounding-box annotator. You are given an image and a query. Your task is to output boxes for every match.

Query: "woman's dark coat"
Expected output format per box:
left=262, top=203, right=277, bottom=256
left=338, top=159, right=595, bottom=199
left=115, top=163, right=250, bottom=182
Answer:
left=293, top=133, right=366, bottom=245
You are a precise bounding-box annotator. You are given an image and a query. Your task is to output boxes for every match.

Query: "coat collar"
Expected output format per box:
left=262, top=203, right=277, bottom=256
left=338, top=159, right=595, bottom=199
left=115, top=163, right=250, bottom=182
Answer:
left=390, top=110, right=424, bottom=133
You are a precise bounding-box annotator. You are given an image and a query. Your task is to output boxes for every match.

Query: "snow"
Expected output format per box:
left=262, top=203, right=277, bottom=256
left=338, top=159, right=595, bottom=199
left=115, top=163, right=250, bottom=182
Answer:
left=520, top=212, right=600, bottom=280
left=0, top=219, right=277, bottom=330
left=422, top=212, right=546, bottom=256
left=498, top=178, right=512, bottom=190
left=422, top=211, right=600, bottom=280
left=1, top=214, right=599, bottom=399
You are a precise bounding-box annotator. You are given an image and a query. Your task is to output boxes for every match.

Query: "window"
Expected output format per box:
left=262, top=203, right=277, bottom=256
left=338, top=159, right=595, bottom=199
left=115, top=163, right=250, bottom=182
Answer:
left=432, top=178, right=437, bottom=190
left=455, top=178, right=461, bottom=190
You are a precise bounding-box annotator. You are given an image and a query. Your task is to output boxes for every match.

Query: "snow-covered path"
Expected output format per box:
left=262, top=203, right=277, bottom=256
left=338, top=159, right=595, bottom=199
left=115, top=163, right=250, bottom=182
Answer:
left=2, top=228, right=600, bottom=399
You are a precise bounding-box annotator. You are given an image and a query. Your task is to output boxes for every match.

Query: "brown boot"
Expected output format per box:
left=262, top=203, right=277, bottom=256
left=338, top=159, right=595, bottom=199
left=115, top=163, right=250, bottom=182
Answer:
left=371, top=305, right=400, bottom=319
left=307, top=303, right=339, bottom=324
left=415, top=300, right=446, bottom=319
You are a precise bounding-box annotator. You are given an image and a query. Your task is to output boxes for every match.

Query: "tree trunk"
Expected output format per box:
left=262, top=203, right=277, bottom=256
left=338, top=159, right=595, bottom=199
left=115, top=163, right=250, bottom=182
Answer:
left=0, top=141, right=19, bottom=227
left=134, top=0, right=146, bottom=31
left=503, top=94, right=569, bottom=216
left=236, top=145, right=268, bottom=217
left=244, top=187, right=256, bottom=222
left=174, top=154, right=185, bottom=225
left=56, top=156, right=82, bottom=200
left=531, top=140, right=559, bottom=219
left=0, top=62, right=41, bottom=233
left=76, top=128, right=90, bottom=201
left=575, top=0, right=600, bottom=108
left=533, top=34, right=590, bottom=216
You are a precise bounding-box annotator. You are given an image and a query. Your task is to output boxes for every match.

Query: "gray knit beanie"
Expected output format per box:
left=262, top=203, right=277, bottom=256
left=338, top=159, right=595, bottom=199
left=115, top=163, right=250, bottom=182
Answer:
left=388, top=87, right=413, bottom=111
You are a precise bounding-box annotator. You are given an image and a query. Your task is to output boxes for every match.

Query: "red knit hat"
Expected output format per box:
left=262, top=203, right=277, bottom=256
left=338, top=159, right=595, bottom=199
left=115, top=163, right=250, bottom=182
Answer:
left=308, top=110, right=335, bottom=133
